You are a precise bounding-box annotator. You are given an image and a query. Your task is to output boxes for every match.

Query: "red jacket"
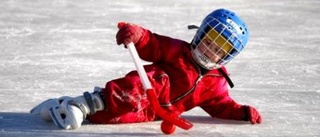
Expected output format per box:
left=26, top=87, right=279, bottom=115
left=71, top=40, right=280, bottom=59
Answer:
left=87, top=28, right=245, bottom=124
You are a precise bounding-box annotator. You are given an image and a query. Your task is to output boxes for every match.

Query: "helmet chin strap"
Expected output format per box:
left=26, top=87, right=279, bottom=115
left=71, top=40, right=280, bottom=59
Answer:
left=217, top=68, right=234, bottom=88
left=188, top=24, right=234, bottom=88
left=191, top=46, right=234, bottom=88
left=191, top=46, right=222, bottom=70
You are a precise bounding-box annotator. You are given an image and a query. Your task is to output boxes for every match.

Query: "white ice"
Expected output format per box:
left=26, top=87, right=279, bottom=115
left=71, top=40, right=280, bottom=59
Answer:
left=1, top=0, right=320, bottom=136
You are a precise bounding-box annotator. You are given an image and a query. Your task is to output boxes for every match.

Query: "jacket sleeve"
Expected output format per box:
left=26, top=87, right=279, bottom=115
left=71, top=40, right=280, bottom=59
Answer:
left=200, top=90, right=246, bottom=121
left=134, top=28, right=188, bottom=64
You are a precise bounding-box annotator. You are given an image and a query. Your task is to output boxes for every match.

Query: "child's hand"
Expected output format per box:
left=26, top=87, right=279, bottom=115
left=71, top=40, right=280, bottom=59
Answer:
left=116, top=22, right=144, bottom=46
left=243, top=105, right=262, bottom=124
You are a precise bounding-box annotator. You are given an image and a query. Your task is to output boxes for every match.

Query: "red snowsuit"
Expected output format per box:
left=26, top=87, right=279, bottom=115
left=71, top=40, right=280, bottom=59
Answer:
left=87, top=28, right=246, bottom=124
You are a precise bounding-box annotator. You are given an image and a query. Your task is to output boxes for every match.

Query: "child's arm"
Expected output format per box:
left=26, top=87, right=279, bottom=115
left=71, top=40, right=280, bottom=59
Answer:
left=200, top=93, right=262, bottom=124
left=116, top=22, right=188, bottom=64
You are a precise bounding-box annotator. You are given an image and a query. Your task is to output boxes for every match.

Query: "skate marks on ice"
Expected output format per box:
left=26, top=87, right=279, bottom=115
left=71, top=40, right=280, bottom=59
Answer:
left=0, top=111, right=248, bottom=137
left=0, top=112, right=162, bottom=137
left=1, top=0, right=320, bottom=136
left=0, top=112, right=59, bottom=136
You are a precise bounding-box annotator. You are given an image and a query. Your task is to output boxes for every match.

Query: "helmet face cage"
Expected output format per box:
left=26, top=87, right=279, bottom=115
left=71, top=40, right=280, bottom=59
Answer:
left=192, top=9, right=248, bottom=70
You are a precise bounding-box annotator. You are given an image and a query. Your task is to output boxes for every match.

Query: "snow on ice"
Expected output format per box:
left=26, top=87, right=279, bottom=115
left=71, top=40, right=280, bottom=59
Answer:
left=0, top=0, right=320, bottom=136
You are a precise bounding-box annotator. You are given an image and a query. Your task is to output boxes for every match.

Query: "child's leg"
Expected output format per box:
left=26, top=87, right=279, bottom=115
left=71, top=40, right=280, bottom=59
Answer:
left=87, top=106, right=156, bottom=124
left=87, top=66, right=171, bottom=124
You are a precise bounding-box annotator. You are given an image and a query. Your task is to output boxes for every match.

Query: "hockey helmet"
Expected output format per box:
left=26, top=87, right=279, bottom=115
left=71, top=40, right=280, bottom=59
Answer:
left=191, top=8, right=249, bottom=70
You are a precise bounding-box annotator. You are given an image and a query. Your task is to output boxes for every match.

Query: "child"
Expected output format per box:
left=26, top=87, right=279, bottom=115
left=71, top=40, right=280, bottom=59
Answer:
left=31, top=8, right=262, bottom=130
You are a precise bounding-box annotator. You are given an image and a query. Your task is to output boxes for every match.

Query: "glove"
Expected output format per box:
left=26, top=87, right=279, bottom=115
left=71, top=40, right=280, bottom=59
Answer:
left=116, top=22, right=145, bottom=46
left=242, top=105, right=262, bottom=124
left=30, top=87, right=105, bottom=129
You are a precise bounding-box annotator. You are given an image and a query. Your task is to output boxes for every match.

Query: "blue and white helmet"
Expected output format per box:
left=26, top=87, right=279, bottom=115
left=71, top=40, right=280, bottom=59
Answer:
left=191, top=8, right=249, bottom=70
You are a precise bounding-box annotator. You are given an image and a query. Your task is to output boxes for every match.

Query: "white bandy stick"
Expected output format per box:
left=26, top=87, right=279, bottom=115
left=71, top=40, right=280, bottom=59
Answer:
left=126, top=42, right=193, bottom=132
left=127, top=42, right=152, bottom=90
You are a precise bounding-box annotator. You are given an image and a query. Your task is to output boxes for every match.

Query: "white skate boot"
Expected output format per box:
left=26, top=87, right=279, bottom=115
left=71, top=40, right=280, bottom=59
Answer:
left=30, top=87, right=105, bottom=129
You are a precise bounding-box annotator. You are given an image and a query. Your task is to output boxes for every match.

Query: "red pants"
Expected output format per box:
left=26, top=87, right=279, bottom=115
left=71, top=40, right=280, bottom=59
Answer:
left=87, top=66, right=171, bottom=124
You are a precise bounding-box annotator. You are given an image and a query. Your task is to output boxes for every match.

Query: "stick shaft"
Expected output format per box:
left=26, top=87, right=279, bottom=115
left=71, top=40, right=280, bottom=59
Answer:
left=127, top=42, right=152, bottom=90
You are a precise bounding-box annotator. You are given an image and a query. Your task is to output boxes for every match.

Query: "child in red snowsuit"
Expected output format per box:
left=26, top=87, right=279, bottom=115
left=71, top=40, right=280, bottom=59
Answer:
left=31, top=8, right=262, bottom=130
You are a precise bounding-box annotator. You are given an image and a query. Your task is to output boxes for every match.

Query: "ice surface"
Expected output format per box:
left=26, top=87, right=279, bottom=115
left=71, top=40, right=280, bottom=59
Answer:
left=1, top=0, right=320, bottom=136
